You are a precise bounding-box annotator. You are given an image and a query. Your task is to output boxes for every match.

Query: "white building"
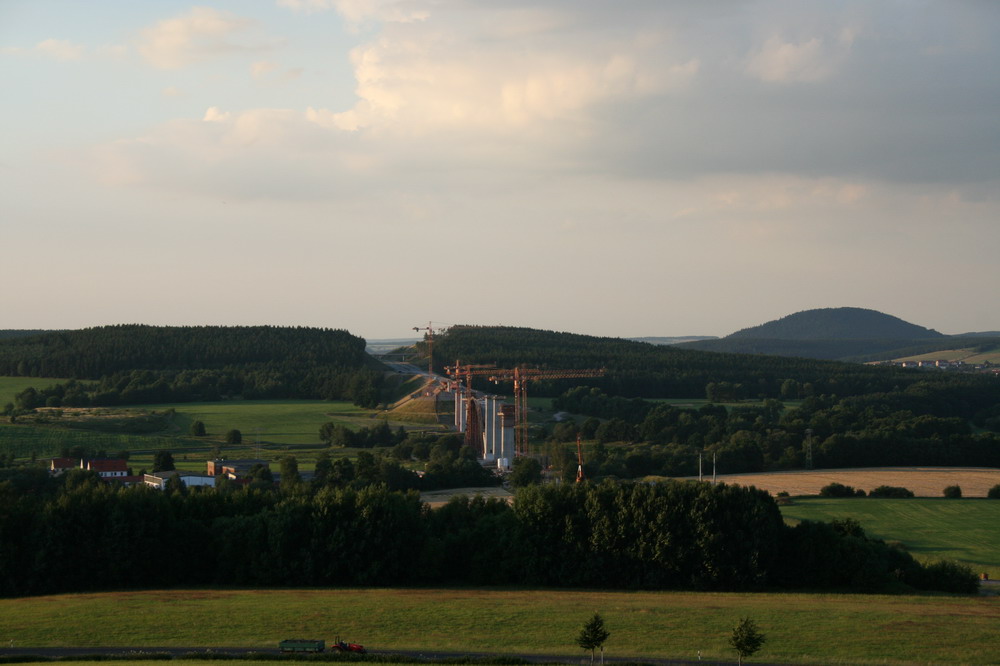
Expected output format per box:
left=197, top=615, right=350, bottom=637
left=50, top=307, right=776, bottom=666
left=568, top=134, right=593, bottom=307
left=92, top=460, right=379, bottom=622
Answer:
left=143, top=471, right=216, bottom=490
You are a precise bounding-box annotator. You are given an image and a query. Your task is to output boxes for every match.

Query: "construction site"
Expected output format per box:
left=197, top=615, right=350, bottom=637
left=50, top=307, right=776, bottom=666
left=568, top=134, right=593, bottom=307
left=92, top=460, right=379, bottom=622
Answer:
left=393, top=323, right=604, bottom=472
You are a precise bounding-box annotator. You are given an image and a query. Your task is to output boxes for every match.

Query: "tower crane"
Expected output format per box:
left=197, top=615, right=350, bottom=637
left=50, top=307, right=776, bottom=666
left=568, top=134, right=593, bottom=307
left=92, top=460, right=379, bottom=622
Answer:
left=412, top=322, right=447, bottom=374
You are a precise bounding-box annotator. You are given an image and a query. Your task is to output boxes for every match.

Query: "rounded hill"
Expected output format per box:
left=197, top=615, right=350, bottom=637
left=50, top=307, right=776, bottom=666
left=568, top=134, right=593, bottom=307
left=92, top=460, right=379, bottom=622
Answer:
left=727, top=307, right=943, bottom=340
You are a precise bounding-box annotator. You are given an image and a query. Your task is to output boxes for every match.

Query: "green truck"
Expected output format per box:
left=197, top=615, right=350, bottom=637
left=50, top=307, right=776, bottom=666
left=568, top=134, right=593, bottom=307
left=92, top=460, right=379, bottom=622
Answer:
left=278, top=639, right=325, bottom=653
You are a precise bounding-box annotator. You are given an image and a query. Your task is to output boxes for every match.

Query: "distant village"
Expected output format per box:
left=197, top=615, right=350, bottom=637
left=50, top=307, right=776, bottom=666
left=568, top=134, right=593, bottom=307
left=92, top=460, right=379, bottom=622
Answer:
left=871, top=359, right=998, bottom=374
left=48, top=457, right=284, bottom=490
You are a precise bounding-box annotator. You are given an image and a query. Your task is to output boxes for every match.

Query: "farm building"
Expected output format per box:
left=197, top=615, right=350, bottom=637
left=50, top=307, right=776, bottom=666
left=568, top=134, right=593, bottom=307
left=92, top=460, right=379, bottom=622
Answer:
left=144, top=471, right=216, bottom=490
left=85, top=459, right=128, bottom=478
left=48, top=458, right=78, bottom=475
left=206, top=459, right=269, bottom=478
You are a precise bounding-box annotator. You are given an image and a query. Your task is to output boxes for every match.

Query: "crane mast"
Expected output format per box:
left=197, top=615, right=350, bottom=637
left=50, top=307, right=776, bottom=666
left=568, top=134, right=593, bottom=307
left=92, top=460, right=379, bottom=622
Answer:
left=412, top=321, right=446, bottom=374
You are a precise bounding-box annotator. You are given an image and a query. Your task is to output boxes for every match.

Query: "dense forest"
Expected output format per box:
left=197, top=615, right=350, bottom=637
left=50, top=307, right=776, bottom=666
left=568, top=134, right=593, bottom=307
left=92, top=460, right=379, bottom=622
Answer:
left=431, top=325, right=944, bottom=398
left=0, top=469, right=976, bottom=597
left=0, top=325, right=384, bottom=407
left=547, top=380, right=1000, bottom=479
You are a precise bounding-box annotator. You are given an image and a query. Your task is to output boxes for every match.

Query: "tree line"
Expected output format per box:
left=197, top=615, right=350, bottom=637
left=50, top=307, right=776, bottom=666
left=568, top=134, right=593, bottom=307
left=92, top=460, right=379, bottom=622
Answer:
left=0, top=469, right=977, bottom=597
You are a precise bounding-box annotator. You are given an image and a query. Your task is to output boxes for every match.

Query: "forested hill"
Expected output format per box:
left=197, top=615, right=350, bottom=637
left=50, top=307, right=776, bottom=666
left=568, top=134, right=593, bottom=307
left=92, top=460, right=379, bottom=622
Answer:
left=0, top=325, right=369, bottom=376
left=727, top=307, right=942, bottom=340
left=673, top=308, right=953, bottom=360
left=0, top=330, right=53, bottom=340
left=429, top=325, right=923, bottom=399
left=1, top=325, right=383, bottom=406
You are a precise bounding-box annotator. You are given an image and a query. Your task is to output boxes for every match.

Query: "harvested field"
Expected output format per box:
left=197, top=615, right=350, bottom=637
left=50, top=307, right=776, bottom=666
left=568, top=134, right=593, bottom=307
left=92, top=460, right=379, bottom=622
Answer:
left=687, top=466, right=1000, bottom=497
left=420, top=486, right=513, bottom=508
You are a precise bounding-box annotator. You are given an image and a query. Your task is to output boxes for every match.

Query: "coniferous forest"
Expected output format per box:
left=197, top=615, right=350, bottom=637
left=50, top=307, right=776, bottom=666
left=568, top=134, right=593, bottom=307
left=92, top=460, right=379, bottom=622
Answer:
left=0, top=325, right=383, bottom=407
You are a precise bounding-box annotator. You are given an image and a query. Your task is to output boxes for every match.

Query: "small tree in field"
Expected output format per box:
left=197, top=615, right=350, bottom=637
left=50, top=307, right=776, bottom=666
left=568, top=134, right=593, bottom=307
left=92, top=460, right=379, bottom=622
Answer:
left=577, top=613, right=610, bottom=665
left=729, top=617, right=765, bottom=665
left=152, top=450, right=175, bottom=473
left=943, top=484, right=962, bottom=498
left=225, top=429, right=242, bottom=445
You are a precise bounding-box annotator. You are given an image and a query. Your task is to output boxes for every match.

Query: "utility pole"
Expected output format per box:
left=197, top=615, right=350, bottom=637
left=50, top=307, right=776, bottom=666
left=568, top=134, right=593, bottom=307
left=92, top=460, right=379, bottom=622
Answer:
left=575, top=434, right=585, bottom=483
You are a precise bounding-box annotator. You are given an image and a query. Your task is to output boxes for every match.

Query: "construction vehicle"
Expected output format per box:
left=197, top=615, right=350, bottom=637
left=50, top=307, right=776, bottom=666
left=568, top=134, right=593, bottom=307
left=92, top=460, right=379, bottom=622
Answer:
left=332, top=639, right=367, bottom=654
left=279, top=639, right=325, bottom=653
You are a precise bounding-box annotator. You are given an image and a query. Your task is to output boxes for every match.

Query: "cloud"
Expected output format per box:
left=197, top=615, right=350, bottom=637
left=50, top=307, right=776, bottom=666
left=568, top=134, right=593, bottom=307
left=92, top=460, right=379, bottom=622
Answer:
left=35, top=38, right=85, bottom=61
left=325, top=7, right=696, bottom=134
left=745, top=36, right=832, bottom=83
left=92, top=107, right=375, bottom=200
left=137, top=7, right=272, bottom=69
left=2, top=38, right=85, bottom=61
left=251, top=61, right=278, bottom=78
left=277, top=0, right=429, bottom=25
left=95, top=0, right=1000, bottom=201
left=251, top=60, right=304, bottom=82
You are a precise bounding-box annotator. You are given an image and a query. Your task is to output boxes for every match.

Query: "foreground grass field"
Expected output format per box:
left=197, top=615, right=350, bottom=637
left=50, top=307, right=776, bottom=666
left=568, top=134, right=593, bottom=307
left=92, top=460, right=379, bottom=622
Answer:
left=780, top=497, right=1000, bottom=574
left=1, top=588, right=998, bottom=665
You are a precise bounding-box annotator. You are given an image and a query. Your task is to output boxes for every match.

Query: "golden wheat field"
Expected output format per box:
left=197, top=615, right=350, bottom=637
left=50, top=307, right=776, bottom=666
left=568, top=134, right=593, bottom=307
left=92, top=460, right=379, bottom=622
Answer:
left=693, top=466, right=1000, bottom=497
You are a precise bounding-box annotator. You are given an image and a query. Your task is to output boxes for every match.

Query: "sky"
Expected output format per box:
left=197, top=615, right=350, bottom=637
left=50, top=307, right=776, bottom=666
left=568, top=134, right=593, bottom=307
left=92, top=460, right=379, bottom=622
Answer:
left=2, top=1, right=999, bottom=341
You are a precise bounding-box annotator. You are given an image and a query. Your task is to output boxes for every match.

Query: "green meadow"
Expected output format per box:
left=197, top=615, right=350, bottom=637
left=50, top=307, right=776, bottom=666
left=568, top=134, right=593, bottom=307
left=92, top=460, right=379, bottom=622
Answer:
left=141, top=400, right=391, bottom=446
left=0, top=374, right=453, bottom=461
left=0, top=376, right=70, bottom=405
left=2, top=588, right=998, bottom=665
left=780, top=497, right=1000, bottom=573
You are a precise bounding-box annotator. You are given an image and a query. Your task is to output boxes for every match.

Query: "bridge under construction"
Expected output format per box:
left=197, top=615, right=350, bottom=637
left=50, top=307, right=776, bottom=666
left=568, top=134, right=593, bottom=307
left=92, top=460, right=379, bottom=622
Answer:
left=444, top=361, right=604, bottom=470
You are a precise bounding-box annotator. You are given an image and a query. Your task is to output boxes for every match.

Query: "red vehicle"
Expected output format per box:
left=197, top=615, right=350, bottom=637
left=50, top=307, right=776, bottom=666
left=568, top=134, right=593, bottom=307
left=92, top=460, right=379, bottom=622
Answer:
left=332, top=640, right=366, bottom=654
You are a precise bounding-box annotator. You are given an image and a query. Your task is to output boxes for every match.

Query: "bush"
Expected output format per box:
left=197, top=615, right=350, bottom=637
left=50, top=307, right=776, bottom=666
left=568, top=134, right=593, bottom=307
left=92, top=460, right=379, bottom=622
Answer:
left=869, top=485, right=914, bottom=498
left=909, top=559, right=980, bottom=594
left=820, top=482, right=858, bottom=497
left=190, top=420, right=206, bottom=437
left=988, top=484, right=1000, bottom=499
left=943, top=485, right=962, bottom=499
